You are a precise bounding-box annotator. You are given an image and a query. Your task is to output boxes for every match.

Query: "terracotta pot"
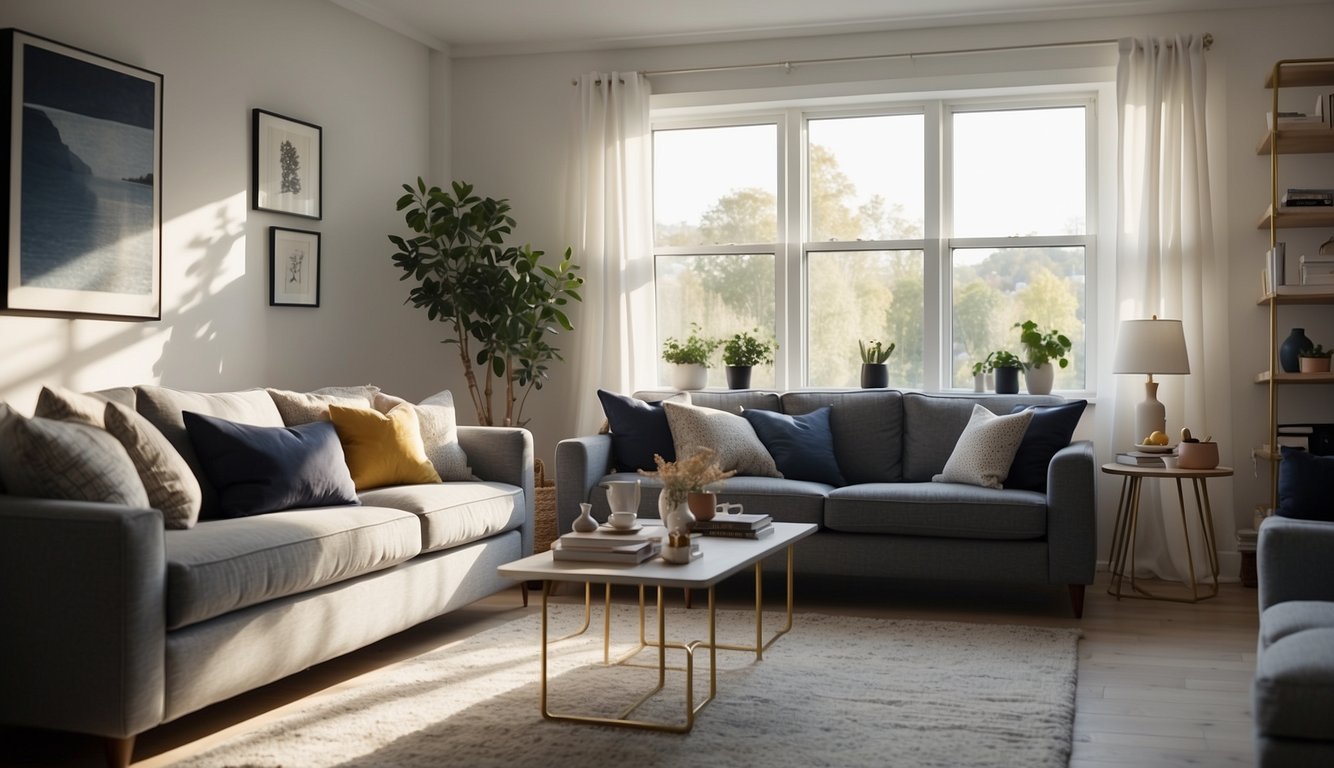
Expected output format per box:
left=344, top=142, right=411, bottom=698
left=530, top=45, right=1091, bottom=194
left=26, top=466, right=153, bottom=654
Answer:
left=1299, top=355, right=1332, bottom=373
left=688, top=491, right=717, bottom=522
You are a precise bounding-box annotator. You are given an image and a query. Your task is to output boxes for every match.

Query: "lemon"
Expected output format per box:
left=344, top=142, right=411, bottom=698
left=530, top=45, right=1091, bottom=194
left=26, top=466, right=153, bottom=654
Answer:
left=1147, top=431, right=1170, bottom=446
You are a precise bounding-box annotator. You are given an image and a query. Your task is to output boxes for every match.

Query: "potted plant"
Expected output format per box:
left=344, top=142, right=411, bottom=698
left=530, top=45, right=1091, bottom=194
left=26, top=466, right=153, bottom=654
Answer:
left=1300, top=343, right=1333, bottom=373
left=722, top=329, right=776, bottom=390
left=389, top=179, right=583, bottom=427
left=1015, top=320, right=1071, bottom=395
left=662, top=323, right=719, bottom=390
left=859, top=339, right=895, bottom=388
left=983, top=350, right=1024, bottom=394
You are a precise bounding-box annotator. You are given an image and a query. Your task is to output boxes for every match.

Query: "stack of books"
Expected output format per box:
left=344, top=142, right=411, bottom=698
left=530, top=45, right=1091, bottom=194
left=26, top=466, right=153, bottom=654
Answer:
left=1300, top=254, right=1334, bottom=286
left=692, top=512, right=774, bottom=539
left=551, top=531, right=662, bottom=563
left=1116, top=451, right=1166, bottom=467
left=1281, top=188, right=1334, bottom=208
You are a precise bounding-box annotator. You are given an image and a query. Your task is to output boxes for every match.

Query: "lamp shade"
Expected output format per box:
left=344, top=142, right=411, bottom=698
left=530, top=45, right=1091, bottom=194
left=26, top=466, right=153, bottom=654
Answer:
left=1113, top=318, right=1191, bottom=375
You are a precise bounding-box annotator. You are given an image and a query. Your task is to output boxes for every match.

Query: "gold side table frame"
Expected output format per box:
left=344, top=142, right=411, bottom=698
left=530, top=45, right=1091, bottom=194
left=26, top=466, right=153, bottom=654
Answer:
left=1101, top=463, right=1233, bottom=603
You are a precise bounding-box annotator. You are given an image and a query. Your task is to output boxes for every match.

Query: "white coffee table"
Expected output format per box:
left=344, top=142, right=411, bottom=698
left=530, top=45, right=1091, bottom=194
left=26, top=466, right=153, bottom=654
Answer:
left=497, top=521, right=817, bottom=733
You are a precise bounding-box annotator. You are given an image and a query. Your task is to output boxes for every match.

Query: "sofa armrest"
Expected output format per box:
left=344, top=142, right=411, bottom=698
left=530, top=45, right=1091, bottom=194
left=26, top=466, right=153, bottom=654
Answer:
left=457, top=426, right=535, bottom=555
left=1258, top=515, right=1334, bottom=611
left=555, top=435, right=614, bottom=535
left=0, top=496, right=166, bottom=738
left=1045, top=439, right=1097, bottom=585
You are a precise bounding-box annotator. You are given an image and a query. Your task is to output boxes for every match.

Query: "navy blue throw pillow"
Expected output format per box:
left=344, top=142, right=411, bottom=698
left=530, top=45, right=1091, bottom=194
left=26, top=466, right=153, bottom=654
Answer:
left=741, top=406, right=845, bottom=486
left=1278, top=447, right=1334, bottom=522
left=597, top=390, right=677, bottom=472
left=1005, top=400, right=1087, bottom=492
left=184, top=411, right=359, bottom=519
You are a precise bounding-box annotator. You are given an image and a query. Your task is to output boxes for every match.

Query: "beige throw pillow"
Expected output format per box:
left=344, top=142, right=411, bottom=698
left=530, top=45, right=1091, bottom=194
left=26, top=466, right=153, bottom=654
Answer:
left=104, top=401, right=203, bottom=529
left=663, top=401, right=781, bottom=478
left=34, top=385, right=109, bottom=427
left=932, top=404, right=1034, bottom=490
left=267, top=388, right=372, bottom=426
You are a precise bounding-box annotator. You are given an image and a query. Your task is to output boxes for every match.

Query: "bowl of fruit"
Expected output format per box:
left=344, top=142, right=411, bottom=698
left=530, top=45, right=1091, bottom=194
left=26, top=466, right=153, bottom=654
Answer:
left=1134, top=430, right=1174, bottom=453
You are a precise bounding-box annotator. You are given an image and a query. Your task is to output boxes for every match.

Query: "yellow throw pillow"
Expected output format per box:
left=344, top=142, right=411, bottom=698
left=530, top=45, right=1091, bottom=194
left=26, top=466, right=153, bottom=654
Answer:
left=328, top=403, right=442, bottom=491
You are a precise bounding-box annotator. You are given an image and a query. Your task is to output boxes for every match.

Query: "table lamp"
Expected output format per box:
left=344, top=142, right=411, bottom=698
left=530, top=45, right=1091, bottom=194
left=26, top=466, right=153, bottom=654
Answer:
left=1113, top=316, right=1191, bottom=445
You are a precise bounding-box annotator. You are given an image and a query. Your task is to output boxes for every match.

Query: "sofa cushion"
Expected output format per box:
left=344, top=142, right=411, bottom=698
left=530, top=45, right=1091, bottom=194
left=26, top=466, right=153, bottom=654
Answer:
left=184, top=412, right=360, bottom=518
left=598, top=389, right=688, bottom=472
left=359, top=482, right=524, bottom=553
left=1006, top=400, right=1086, bottom=492
left=136, top=386, right=286, bottom=517
left=781, top=390, right=904, bottom=483
left=1254, top=627, right=1334, bottom=741
left=162, top=505, right=422, bottom=630
left=104, top=401, right=203, bottom=529
left=663, top=400, right=781, bottom=477
left=1261, top=601, right=1334, bottom=648
left=742, top=406, right=845, bottom=486
left=1278, top=448, right=1334, bottom=522
left=266, top=388, right=372, bottom=425
left=0, top=406, right=150, bottom=507
left=825, top=482, right=1047, bottom=539
left=902, top=393, right=1061, bottom=481
left=329, top=404, right=442, bottom=490
left=933, top=405, right=1033, bottom=489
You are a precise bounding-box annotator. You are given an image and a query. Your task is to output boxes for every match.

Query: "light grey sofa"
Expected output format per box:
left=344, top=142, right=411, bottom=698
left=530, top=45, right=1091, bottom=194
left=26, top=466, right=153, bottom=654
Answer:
left=557, top=389, right=1095, bottom=616
left=0, top=385, right=533, bottom=767
left=1254, top=515, right=1334, bottom=766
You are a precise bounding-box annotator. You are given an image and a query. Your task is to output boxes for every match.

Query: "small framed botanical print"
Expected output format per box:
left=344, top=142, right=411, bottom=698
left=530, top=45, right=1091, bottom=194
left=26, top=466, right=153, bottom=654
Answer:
left=252, top=109, right=321, bottom=219
left=269, top=226, right=319, bottom=307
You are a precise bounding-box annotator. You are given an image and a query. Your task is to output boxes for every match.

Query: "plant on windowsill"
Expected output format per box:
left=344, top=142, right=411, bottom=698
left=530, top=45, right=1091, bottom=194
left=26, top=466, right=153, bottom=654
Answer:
left=1299, top=343, right=1333, bottom=374
left=858, top=340, right=895, bottom=388
left=1015, top=320, right=1072, bottom=395
left=722, top=329, right=776, bottom=390
left=389, top=179, right=583, bottom=427
left=662, top=323, right=719, bottom=390
left=981, top=350, right=1024, bottom=394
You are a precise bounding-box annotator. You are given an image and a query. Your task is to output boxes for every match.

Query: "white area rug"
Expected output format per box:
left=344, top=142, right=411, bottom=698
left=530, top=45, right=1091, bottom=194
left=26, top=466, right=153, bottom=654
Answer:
left=179, top=605, right=1080, bottom=768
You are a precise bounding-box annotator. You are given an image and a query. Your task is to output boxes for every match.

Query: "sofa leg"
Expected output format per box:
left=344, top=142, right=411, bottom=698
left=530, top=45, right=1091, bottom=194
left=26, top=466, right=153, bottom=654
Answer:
left=1068, top=584, right=1086, bottom=618
left=684, top=588, right=692, bottom=609
left=105, top=735, right=134, bottom=768
left=520, top=582, right=530, bottom=607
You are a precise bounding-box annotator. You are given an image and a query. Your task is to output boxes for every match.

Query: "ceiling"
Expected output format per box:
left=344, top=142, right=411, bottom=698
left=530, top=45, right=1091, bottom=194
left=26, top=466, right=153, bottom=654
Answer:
left=330, top=0, right=1301, bottom=56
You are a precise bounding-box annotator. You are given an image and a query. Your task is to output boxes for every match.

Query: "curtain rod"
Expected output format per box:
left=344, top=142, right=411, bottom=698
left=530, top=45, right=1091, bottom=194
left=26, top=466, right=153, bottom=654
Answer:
left=638, top=33, right=1212, bottom=79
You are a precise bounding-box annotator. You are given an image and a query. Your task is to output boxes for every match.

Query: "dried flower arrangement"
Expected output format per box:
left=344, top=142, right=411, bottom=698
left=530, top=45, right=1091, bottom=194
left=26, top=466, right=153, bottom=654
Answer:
left=640, top=447, right=735, bottom=508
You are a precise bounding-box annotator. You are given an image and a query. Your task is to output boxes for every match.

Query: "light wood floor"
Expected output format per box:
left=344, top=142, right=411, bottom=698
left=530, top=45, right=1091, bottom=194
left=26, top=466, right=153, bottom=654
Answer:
left=0, top=570, right=1259, bottom=768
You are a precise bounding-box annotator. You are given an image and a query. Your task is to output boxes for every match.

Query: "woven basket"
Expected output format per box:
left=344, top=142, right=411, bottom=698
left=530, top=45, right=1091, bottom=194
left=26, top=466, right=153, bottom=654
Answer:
left=533, top=458, right=558, bottom=553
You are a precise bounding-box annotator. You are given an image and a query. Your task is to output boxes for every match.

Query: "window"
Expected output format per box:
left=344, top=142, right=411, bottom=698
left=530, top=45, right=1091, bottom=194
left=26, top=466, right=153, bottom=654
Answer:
left=652, top=96, right=1095, bottom=392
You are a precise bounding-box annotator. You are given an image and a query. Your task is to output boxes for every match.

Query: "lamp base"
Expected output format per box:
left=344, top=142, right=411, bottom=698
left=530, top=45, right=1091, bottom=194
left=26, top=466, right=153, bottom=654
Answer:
left=1135, top=380, right=1166, bottom=444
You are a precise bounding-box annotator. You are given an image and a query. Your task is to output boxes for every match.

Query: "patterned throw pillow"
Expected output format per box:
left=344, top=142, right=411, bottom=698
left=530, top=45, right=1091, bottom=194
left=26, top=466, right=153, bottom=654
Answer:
left=7, top=413, right=150, bottom=507
left=663, top=401, right=781, bottom=478
left=33, top=385, right=109, bottom=427
left=266, top=388, right=372, bottom=425
left=932, top=404, right=1034, bottom=490
left=328, top=403, right=443, bottom=490
left=103, top=401, right=203, bottom=529
left=409, top=391, right=473, bottom=482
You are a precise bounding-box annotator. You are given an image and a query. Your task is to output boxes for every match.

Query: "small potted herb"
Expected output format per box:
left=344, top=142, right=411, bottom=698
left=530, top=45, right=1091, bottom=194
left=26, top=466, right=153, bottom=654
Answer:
left=859, top=340, right=895, bottom=388
left=1015, top=320, right=1071, bottom=395
left=662, top=323, right=719, bottom=390
left=1299, top=343, right=1333, bottom=373
left=721, top=329, right=776, bottom=390
left=983, top=350, right=1024, bottom=394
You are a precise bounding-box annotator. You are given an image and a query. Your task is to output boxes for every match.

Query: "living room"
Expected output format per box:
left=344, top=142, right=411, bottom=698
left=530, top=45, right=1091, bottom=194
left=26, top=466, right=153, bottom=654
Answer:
left=2, top=0, right=1332, bottom=766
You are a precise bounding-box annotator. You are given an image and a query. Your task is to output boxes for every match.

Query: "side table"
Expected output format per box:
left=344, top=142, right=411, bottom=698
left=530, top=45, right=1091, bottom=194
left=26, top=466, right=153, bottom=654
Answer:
left=1100, top=463, right=1233, bottom=603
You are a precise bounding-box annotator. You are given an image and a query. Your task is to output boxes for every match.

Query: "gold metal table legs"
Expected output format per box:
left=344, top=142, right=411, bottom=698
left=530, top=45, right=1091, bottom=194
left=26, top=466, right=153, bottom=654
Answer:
left=1107, top=475, right=1220, bottom=603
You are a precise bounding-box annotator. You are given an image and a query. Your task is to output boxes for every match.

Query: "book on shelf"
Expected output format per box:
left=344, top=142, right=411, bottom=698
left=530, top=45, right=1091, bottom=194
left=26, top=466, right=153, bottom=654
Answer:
left=1279, top=424, right=1315, bottom=435
left=691, top=513, right=772, bottom=531
left=696, top=523, right=775, bottom=539
left=1116, top=451, right=1165, bottom=467
left=551, top=539, right=662, bottom=564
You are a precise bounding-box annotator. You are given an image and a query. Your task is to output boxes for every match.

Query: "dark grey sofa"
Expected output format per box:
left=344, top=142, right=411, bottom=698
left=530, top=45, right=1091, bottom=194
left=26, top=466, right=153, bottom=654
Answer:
left=0, top=385, right=533, bottom=767
left=1254, top=515, right=1334, bottom=766
left=556, top=389, right=1095, bottom=616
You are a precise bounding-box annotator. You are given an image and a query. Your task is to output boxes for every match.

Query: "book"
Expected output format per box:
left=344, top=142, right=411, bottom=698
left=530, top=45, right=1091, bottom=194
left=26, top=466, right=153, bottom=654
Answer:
left=551, top=540, right=661, bottom=564
left=556, top=531, right=659, bottom=549
left=697, top=524, right=775, bottom=539
left=691, top=513, right=772, bottom=531
left=1116, top=452, right=1165, bottom=467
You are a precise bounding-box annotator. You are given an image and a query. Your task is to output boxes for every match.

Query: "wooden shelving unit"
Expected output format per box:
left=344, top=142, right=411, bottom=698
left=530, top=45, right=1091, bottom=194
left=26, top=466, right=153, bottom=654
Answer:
left=1255, top=370, right=1334, bottom=384
left=1256, top=128, right=1334, bottom=155
left=1257, top=205, right=1334, bottom=229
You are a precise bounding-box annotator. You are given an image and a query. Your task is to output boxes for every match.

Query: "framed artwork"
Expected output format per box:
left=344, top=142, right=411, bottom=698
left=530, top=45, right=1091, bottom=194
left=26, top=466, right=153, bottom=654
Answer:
left=252, top=109, right=321, bottom=219
left=269, top=226, right=320, bottom=307
left=3, top=29, right=163, bottom=319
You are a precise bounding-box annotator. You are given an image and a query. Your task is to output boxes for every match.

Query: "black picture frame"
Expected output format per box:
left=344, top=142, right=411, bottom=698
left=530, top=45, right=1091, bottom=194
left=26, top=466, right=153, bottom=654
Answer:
left=252, top=109, right=321, bottom=219
left=269, top=226, right=320, bottom=307
left=2, top=29, right=163, bottom=320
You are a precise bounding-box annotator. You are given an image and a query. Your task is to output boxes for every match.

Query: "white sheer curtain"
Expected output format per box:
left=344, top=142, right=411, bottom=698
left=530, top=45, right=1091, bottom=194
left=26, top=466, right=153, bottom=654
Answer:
left=1111, top=35, right=1233, bottom=582
left=564, top=72, right=655, bottom=434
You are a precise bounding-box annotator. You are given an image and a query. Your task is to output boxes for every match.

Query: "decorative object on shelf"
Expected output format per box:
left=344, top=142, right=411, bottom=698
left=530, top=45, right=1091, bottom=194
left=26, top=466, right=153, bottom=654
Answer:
left=3, top=30, right=163, bottom=320
left=1113, top=316, right=1191, bottom=448
left=722, top=329, right=776, bottom=390
left=1299, top=343, right=1333, bottom=373
left=858, top=340, right=895, bottom=388
left=662, top=323, right=718, bottom=390
left=389, top=180, right=583, bottom=427
left=1015, top=320, right=1072, bottom=395
left=572, top=502, right=598, bottom=533
left=1280, top=327, right=1315, bottom=373
left=979, top=350, right=1023, bottom=394
left=269, top=227, right=320, bottom=307
left=253, top=108, right=322, bottom=219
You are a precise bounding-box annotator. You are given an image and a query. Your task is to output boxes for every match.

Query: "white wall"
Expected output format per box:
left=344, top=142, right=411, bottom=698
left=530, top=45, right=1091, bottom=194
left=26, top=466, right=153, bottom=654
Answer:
left=0, top=0, right=448, bottom=412
left=448, top=5, right=1334, bottom=567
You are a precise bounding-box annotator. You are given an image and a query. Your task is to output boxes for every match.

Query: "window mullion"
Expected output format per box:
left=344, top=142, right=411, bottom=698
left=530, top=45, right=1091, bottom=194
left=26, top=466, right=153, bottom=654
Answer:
left=924, top=100, right=946, bottom=390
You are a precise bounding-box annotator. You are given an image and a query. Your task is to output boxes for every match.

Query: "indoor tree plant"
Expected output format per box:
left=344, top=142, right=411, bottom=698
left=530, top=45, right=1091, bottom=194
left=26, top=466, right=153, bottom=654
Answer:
left=722, top=328, right=776, bottom=390
left=389, top=179, right=583, bottom=427
left=1299, top=343, right=1333, bottom=373
left=859, top=339, right=895, bottom=389
left=1015, top=320, right=1071, bottom=395
left=662, top=323, right=719, bottom=390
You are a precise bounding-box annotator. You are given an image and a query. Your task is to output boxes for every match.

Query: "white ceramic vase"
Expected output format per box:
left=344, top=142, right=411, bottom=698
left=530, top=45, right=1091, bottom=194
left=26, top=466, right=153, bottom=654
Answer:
left=572, top=502, right=598, bottom=533
left=671, top=363, right=708, bottom=390
left=1025, top=363, right=1055, bottom=395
